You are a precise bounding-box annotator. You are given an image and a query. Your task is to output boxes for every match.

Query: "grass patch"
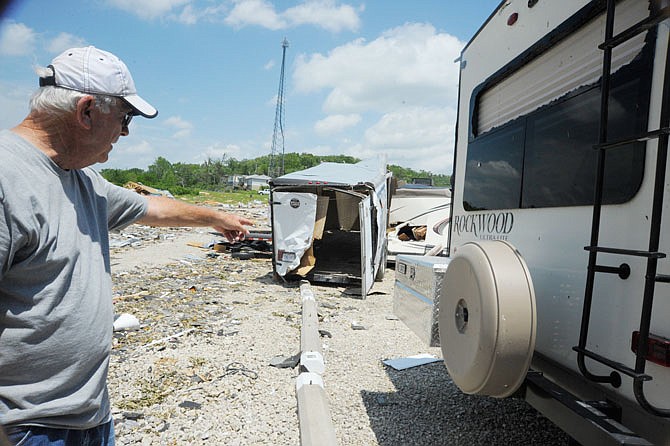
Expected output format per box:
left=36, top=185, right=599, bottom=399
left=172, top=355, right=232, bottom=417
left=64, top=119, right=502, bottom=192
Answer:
left=176, top=190, right=264, bottom=205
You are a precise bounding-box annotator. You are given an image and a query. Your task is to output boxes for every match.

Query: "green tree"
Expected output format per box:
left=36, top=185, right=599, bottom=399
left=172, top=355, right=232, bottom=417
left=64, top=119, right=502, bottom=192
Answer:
left=100, top=154, right=450, bottom=192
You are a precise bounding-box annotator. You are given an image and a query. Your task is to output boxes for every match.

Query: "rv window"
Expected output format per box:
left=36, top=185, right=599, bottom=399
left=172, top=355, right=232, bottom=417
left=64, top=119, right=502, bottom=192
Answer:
left=464, top=40, right=651, bottom=211
left=522, top=78, right=645, bottom=208
left=463, top=123, right=523, bottom=211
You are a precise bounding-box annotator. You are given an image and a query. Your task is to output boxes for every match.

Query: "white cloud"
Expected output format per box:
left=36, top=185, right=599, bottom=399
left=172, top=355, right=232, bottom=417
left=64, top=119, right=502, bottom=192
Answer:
left=364, top=107, right=453, bottom=148
left=106, top=0, right=191, bottom=20
left=225, top=0, right=285, bottom=30
left=314, top=113, right=360, bottom=135
left=294, top=23, right=463, bottom=113
left=114, top=139, right=154, bottom=156
left=164, top=115, right=194, bottom=138
left=177, top=4, right=198, bottom=25
left=46, top=33, right=87, bottom=54
left=354, top=106, right=457, bottom=174
left=284, top=0, right=362, bottom=32
left=291, top=23, right=464, bottom=173
left=197, top=142, right=244, bottom=162
left=0, top=21, right=36, bottom=56
left=104, top=0, right=361, bottom=30
left=264, top=59, right=275, bottom=70
left=224, top=0, right=360, bottom=31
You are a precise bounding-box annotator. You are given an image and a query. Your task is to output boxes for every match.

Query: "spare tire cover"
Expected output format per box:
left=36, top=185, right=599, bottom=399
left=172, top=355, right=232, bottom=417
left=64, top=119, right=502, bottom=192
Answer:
left=438, top=240, right=536, bottom=398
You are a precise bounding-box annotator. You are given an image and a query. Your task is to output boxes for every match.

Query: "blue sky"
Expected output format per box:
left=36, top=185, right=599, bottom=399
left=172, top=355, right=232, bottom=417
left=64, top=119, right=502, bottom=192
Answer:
left=0, top=0, right=500, bottom=175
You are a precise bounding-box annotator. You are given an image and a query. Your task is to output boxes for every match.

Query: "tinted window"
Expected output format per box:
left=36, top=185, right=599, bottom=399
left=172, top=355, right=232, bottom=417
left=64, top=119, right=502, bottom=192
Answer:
left=464, top=52, right=650, bottom=211
left=523, top=77, right=646, bottom=208
left=464, top=124, right=524, bottom=211
left=522, top=87, right=601, bottom=208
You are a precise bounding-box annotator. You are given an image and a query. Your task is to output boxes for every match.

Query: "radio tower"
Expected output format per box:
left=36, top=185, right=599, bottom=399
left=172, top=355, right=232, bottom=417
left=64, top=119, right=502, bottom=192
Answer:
left=269, top=37, right=289, bottom=178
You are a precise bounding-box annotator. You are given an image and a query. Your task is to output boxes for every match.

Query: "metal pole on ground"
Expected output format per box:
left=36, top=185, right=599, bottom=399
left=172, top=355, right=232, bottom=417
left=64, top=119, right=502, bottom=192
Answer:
left=296, top=280, right=337, bottom=446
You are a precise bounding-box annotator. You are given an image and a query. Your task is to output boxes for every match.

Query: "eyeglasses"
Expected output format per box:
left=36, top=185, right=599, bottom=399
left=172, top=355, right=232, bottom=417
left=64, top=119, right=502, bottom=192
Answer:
left=122, top=112, right=134, bottom=129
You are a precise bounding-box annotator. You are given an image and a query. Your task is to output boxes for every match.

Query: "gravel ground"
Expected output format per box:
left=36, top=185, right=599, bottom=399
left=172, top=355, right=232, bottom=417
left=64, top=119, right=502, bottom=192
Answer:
left=107, top=204, right=572, bottom=446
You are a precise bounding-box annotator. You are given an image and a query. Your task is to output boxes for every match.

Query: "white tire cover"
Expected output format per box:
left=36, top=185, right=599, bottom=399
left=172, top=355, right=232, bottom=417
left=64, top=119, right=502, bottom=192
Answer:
left=438, top=240, right=536, bottom=398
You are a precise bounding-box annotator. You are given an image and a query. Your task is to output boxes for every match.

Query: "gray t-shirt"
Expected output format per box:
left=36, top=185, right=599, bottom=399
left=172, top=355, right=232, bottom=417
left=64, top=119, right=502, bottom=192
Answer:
left=0, top=129, right=149, bottom=428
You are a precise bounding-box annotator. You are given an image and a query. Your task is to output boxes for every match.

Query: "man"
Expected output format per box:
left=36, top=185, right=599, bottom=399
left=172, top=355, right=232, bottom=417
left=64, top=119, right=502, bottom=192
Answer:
left=0, top=46, right=253, bottom=445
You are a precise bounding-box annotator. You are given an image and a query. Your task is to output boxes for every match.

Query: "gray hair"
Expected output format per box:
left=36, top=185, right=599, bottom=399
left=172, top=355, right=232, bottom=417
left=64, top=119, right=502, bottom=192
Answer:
left=30, top=66, right=120, bottom=117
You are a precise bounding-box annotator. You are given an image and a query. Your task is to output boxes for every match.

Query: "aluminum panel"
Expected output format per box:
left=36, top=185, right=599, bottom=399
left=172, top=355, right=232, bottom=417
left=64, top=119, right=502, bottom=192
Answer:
left=393, top=254, right=451, bottom=346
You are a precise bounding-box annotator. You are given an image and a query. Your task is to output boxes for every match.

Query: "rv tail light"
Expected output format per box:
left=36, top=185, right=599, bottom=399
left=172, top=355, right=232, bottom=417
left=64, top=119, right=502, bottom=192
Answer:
left=631, top=331, right=670, bottom=367
left=507, top=13, right=519, bottom=26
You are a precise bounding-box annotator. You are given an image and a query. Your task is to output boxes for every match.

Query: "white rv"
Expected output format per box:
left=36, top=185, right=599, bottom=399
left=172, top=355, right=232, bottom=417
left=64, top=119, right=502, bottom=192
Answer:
left=387, top=185, right=451, bottom=261
left=394, top=1, right=670, bottom=444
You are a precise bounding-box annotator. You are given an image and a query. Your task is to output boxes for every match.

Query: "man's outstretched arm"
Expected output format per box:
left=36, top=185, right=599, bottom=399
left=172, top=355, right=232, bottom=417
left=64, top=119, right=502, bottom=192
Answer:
left=137, top=195, right=254, bottom=242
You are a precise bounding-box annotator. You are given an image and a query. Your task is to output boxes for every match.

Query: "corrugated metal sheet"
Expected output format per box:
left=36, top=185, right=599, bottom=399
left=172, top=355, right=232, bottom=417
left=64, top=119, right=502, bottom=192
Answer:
left=270, top=156, right=387, bottom=188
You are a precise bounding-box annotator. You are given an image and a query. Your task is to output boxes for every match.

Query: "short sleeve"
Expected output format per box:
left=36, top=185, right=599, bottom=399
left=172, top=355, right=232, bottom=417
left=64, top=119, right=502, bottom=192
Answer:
left=83, top=169, right=149, bottom=231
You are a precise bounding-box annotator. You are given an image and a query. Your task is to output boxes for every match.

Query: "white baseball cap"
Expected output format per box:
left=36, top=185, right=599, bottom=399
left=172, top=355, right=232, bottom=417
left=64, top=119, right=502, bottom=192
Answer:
left=39, top=46, right=158, bottom=118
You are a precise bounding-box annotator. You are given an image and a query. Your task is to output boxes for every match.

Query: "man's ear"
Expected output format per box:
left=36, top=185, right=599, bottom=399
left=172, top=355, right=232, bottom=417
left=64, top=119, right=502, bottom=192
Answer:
left=75, top=96, right=95, bottom=130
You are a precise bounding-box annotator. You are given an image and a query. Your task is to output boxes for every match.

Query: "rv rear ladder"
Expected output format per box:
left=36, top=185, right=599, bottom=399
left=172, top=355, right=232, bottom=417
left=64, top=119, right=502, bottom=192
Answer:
left=573, top=0, right=670, bottom=418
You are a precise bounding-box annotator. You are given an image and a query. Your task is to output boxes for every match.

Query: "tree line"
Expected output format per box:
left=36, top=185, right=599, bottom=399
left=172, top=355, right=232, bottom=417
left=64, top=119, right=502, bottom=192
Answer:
left=100, top=153, right=450, bottom=195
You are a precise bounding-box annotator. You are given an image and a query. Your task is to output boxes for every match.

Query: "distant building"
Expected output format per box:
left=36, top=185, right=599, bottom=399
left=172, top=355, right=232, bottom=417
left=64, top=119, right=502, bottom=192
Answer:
left=411, top=177, right=433, bottom=186
left=245, top=174, right=271, bottom=191
left=226, top=175, right=245, bottom=190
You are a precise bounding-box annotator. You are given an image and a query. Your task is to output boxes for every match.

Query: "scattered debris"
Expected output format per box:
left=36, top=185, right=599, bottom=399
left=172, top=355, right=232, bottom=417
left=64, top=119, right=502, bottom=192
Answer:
left=220, top=362, right=258, bottom=380
left=351, top=320, right=366, bottom=330
left=269, top=353, right=301, bottom=369
left=124, top=181, right=174, bottom=198
left=113, top=313, right=140, bottom=331
left=140, top=328, right=196, bottom=350
left=121, top=411, right=144, bottom=420
left=205, top=230, right=273, bottom=260
left=178, top=401, right=202, bottom=410
left=382, top=354, right=441, bottom=371
left=343, top=287, right=362, bottom=296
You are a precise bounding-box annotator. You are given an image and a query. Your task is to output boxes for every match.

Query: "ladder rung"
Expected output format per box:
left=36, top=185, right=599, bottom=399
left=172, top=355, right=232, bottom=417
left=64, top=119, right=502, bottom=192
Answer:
left=599, top=7, right=670, bottom=50
left=573, top=347, right=652, bottom=381
left=592, top=263, right=630, bottom=279
left=656, top=274, right=670, bottom=283
left=594, top=127, right=670, bottom=150
left=585, top=246, right=666, bottom=258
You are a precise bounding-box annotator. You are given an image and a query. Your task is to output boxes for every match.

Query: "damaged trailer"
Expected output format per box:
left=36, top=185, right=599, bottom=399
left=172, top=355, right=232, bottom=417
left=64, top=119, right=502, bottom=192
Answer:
left=269, top=157, right=391, bottom=298
left=387, top=185, right=451, bottom=262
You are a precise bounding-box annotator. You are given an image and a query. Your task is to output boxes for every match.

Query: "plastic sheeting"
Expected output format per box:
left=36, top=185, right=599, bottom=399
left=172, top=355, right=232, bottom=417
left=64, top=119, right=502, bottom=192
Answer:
left=272, top=192, right=318, bottom=276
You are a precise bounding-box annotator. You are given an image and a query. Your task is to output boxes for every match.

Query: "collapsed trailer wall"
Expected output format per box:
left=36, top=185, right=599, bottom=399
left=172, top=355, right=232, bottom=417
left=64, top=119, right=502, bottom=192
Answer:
left=269, top=157, right=390, bottom=297
left=271, top=188, right=366, bottom=287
